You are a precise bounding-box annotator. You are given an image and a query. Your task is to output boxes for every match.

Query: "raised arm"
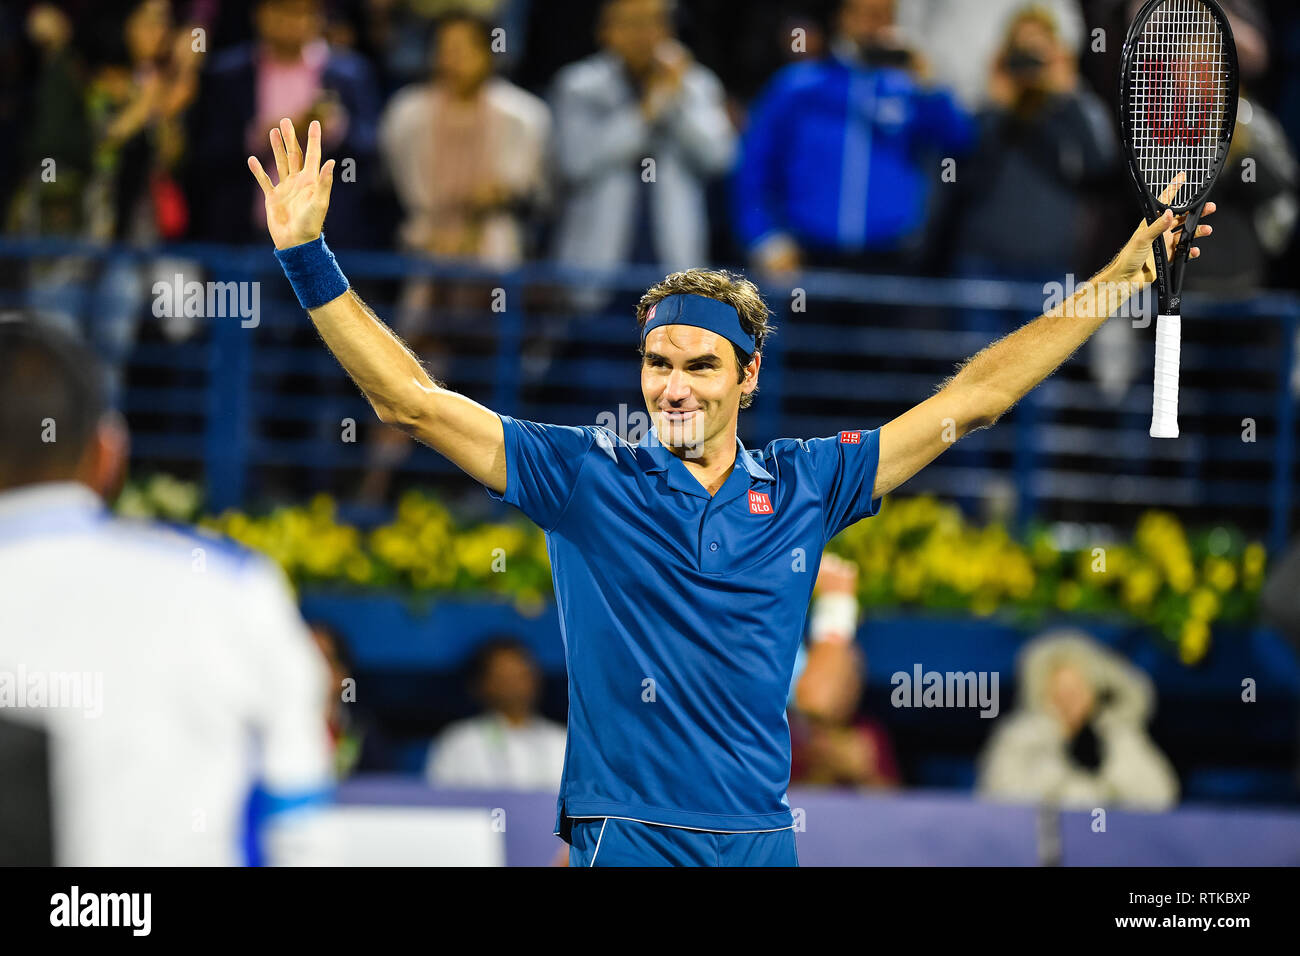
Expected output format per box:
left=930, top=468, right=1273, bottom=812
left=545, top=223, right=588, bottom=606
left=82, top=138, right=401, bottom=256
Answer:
left=248, top=118, right=507, bottom=494
left=873, top=178, right=1215, bottom=500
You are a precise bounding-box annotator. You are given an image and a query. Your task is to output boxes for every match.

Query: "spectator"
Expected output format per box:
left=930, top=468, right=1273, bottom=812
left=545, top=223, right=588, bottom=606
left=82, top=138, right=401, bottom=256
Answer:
left=549, top=0, right=735, bottom=278
left=364, top=0, right=529, bottom=94
left=11, top=0, right=206, bottom=402
left=896, top=0, right=1085, bottom=111
left=733, top=0, right=974, bottom=278
left=8, top=3, right=93, bottom=239
left=789, top=553, right=901, bottom=789
left=976, top=629, right=1179, bottom=811
left=308, top=620, right=371, bottom=778
left=425, top=638, right=567, bottom=790
left=952, top=6, right=1117, bottom=283
left=83, top=0, right=204, bottom=244
left=359, top=11, right=549, bottom=504
left=0, top=317, right=336, bottom=864
left=952, top=5, right=1121, bottom=411
left=1180, top=1, right=1297, bottom=297
left=379, top=12, right=548, bottom=268
left=188, top=0, right=381, bottom=246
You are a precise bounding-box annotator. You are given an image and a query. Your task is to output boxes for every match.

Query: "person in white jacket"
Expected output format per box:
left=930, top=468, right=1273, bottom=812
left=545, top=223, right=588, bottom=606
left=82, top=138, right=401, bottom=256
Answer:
left=549, top=0, right=735, bottom=280
left=0, top=317, right=336, bottom=865
left=977, top=629, right=1179, bottom=811
left=425, top=638, right=567, bottom=791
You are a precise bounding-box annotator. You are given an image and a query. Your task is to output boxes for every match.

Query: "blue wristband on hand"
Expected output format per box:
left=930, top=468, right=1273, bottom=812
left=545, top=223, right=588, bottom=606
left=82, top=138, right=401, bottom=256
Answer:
left=274, top=234, right=350, bottom=310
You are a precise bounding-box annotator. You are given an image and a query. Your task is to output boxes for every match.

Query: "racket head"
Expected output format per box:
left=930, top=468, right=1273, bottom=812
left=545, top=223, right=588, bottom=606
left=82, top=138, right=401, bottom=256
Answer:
left=1118, top=0, right=1239, bottom=218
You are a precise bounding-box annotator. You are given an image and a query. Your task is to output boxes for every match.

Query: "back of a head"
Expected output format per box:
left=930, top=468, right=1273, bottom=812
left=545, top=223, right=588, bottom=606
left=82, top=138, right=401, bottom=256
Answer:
left=0, top=318, right=106, bottom=491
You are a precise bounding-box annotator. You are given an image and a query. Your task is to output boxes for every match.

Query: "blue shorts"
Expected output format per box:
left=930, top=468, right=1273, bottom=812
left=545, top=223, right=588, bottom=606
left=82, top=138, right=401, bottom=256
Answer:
left=566, top=817, right=799, bottom=867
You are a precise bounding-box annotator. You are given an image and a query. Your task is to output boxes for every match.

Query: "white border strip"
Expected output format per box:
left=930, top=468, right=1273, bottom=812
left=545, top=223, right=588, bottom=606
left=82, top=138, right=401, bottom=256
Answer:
left=589, top=818, right=609, bottom=867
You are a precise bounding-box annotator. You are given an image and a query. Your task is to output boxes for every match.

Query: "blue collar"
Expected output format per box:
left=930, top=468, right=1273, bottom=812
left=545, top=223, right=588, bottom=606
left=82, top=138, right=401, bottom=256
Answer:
left=634, top=425, right=774, bottom=499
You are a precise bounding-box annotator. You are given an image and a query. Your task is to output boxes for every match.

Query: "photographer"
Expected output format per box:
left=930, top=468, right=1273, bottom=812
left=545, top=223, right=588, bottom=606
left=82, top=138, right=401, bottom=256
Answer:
left=951, top=6, right=1117, bottom=283
left=976, top=630, right=1179, bottom=812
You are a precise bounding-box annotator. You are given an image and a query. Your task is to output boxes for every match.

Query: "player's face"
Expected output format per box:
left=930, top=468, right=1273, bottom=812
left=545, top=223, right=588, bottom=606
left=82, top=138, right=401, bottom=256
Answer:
left=641, top=326, right=756, bottom=452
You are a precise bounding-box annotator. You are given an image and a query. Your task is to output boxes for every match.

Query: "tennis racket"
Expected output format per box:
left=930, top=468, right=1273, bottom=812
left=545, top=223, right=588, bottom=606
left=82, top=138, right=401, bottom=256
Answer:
left=1119, top=0, right=1238, bottom=438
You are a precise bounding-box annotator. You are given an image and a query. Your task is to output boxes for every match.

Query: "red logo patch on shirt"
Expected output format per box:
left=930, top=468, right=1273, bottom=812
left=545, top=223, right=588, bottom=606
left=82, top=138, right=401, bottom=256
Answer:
left=840, top=431, right=862, bottom=444
left=748, top=490, right=773, bottom=515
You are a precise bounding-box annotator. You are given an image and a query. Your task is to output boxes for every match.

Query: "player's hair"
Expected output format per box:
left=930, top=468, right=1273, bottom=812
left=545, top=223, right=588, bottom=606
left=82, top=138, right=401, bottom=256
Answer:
left=0, top=317, right=107, bottom=490
left=635, top=269, right=776, bottom=411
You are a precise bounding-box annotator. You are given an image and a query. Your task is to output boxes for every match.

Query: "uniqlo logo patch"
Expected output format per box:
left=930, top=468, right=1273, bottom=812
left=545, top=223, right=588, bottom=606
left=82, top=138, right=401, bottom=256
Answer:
left=748, top=490, right=773, bottom=515
left=840, top=431, right=861, bottom=444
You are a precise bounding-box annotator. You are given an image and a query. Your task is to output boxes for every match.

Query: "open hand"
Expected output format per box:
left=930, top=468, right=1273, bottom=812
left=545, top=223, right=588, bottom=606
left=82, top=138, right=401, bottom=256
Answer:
left=247, top=118, right=336, bottom=250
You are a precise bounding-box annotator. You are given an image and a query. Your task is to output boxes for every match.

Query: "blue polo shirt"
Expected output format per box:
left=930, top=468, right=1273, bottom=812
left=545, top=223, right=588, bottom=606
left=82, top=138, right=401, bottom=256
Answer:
left=485, top=416, right=882, bottom=833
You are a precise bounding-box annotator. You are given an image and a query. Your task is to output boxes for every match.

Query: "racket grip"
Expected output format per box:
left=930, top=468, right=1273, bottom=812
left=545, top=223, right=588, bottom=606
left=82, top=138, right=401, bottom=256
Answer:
left=1150, top=314, right=1181, bottom=439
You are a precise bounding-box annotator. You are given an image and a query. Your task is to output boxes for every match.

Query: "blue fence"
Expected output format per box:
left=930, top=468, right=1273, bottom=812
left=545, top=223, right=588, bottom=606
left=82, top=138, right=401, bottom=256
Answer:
left=1, top=237, right=1297, bottom=550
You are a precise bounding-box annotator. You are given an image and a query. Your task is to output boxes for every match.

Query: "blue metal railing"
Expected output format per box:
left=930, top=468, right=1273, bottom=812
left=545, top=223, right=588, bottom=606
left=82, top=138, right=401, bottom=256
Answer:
left=1, top=236, right=1296, bottom=551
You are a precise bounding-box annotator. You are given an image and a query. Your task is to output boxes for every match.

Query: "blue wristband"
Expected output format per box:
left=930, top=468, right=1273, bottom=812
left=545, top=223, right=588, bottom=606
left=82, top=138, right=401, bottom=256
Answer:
left=273, top=234, right=350, bottom=310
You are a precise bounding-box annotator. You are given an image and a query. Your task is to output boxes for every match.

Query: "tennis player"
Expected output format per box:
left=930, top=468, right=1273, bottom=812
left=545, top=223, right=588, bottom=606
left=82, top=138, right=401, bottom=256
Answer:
left=250, top=119, right=1214, bottom=866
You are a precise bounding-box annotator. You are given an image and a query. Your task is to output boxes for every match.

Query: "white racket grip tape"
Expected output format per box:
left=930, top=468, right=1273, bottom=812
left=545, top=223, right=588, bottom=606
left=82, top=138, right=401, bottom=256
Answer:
left=1150, top=314, right=1181, bottom=439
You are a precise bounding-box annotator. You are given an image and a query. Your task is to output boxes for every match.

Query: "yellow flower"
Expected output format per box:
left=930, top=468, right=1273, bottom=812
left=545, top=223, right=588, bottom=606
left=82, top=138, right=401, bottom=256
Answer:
left=346, top=555, right=372, bottom=584
left=1189, top=587, right=1220, bottom=622
left=1179, top=619, right=1210, bottom=664
left=1056, top=580, right=1081, bottom=611
left=1242, top=543, right=1266, bottom=588
left=1122, top=566, right=1160, bottom=608
left=1205, top=557, right=1237, bottom=592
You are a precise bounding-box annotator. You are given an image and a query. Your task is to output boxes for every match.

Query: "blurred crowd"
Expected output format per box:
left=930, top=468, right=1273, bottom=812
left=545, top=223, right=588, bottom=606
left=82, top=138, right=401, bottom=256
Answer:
left=5, top=0, right=1299, bottom=508
left=3, top=0, right=1298, bottom=288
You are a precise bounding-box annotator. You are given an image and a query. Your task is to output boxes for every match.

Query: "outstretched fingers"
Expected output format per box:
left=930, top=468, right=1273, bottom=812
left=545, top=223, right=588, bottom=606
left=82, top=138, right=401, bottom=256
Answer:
left=248, top=156, right=274, bottom=197
left=303, top=120, right=322, bottom=177
left=316, top=158, right=336, bottom=211
left=280, top=117, right=303, bottom=175
left=270, top=127, right=289, bottom=182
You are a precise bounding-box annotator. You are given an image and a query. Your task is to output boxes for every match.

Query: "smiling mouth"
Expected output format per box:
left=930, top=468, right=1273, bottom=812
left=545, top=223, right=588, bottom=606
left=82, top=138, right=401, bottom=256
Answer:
left=661, top=410, right=698, bottom=421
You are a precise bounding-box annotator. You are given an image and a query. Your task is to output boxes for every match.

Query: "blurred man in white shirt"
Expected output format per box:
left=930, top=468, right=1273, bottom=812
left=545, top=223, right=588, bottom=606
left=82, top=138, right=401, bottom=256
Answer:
left=426, top=638, right=566, bottom=790
left=0, top=317, right=335, bottom=865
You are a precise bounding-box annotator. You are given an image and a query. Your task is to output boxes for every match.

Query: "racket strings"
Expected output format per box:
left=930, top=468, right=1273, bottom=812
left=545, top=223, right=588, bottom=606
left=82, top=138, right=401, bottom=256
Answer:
left=1128, top=0, right=1230, bottom=208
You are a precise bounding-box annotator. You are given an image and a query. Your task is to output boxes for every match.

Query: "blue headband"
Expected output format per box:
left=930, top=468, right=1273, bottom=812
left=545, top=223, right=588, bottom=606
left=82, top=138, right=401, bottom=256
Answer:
left=641, top=294, right=755, bottom=356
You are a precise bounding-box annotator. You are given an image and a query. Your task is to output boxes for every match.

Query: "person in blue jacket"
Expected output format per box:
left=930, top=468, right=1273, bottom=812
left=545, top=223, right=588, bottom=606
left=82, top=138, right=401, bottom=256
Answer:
left=733, top=0, right=974, bottom=278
